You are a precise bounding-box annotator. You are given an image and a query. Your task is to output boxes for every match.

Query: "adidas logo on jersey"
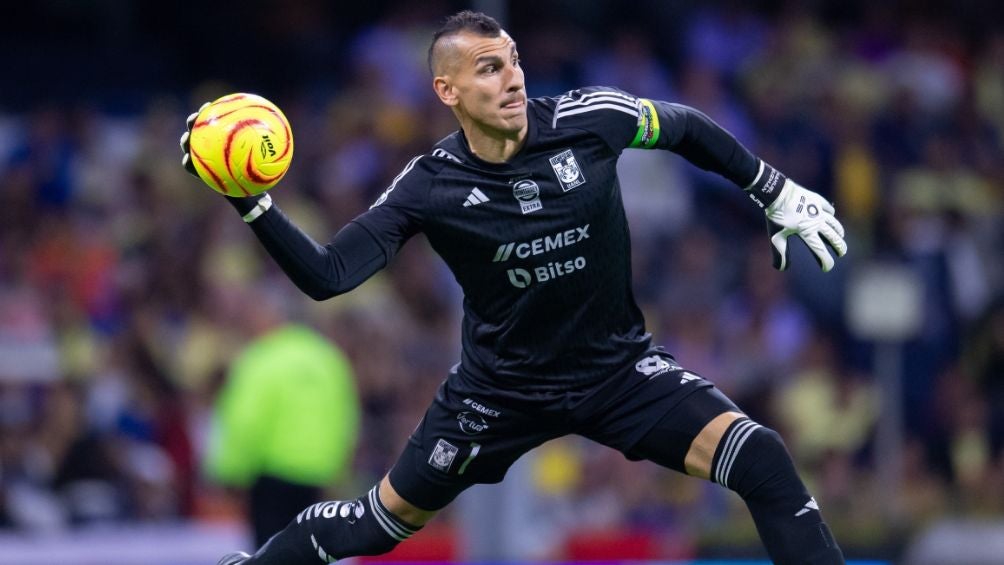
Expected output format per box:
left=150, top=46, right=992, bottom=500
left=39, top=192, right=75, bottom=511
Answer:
left=463, top=187, right=490, bottom=207
left=679, top=371, right=701, bottom=385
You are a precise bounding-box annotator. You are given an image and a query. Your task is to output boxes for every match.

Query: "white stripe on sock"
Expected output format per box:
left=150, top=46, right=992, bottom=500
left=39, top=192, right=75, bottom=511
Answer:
left=368, top=488, right=412, bottom=541
left=370, top=488, right=418, bottom=535
left=721, top=422, right=761, bottom=487
left=715, top=420, right=756, bottom=485
left=714, top=420, right=744, bottom=484
left=368, top=494, right=407, bottom=541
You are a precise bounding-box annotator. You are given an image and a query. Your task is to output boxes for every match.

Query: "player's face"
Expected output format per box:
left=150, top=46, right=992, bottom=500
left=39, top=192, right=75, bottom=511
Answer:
left=435, top=31, right=526, bottom=136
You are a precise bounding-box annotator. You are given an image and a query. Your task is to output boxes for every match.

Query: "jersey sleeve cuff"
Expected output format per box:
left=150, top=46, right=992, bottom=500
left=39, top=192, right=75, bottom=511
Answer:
left=743, top=161, right=786, bottom=209
left=224, top=193, right=273, bottom=222
left=241, top=193, right=273, bottom=223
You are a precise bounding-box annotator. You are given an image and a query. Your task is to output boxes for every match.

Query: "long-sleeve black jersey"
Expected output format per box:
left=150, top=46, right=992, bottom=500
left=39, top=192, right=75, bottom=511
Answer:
left=240, top=86, right=762, bottom=395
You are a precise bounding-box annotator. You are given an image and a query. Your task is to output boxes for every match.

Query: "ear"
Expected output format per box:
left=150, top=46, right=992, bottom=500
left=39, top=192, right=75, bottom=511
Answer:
left=433, top=76, right=458, bottom=107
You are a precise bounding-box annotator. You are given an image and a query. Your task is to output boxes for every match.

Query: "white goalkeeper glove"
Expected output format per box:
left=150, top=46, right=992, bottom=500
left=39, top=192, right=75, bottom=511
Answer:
left=179, top=102, right=210, bottom=177
left=765, top=178, right=847, bottom=272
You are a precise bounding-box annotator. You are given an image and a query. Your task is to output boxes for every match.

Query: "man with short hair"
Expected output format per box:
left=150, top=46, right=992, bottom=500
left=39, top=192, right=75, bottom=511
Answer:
left=184, top=10, right=847, bottom=565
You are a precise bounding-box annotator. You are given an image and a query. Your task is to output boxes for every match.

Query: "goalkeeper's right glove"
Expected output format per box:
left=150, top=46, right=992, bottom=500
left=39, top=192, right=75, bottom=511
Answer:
left=179, top=102, right=209, bottom=177
left=179, top=103, right=268, bottom=221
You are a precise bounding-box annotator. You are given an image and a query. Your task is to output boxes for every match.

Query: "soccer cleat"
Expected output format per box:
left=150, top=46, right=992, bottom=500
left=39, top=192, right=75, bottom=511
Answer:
left=216, top=551, right=251, bottom=565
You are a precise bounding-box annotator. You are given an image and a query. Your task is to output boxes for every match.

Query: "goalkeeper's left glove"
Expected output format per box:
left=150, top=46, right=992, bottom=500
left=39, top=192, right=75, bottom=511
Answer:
left=746, top=164, right=847, bottom=272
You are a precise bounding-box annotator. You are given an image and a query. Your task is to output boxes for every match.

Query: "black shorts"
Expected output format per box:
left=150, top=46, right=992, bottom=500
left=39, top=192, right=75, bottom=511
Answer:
left=388, top=347, right=739, bottom=511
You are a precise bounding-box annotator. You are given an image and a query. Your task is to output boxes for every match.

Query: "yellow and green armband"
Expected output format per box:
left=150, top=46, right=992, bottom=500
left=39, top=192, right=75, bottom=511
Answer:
left=629, top=99, right=661, bottom=149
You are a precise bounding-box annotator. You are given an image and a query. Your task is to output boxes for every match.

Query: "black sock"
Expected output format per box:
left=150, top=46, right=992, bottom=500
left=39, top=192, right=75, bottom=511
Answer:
left=712, top=418, right=845, bottom=565
left=246, top=485, right=421, bottom=564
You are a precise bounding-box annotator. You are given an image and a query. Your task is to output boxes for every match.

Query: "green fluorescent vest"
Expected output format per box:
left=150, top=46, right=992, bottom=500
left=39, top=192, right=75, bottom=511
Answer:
left=206, top=324, right=360, bottom=487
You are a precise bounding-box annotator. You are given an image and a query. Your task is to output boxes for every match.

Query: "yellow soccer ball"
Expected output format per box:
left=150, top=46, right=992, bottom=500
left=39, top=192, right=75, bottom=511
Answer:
left=188, top=93, right=293, bottom=196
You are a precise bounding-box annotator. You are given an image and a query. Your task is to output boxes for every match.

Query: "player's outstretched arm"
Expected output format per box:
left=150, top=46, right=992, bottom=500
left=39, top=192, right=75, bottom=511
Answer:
left=180, top=108, right=388, bottom=300
left=654, top=102, right=847, bottom=271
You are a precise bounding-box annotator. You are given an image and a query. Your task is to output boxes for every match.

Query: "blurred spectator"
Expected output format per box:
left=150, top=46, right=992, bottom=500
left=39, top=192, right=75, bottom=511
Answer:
left=684, top=4, right=767, bottom=81
left=583, top=29, right=676, bottom=101
left=773, top=332, right=878, bottom=508
left=5, top=106, right=78, bottom=210
left=717, top=254, right=815, bottom=404
left=964, top=298, right=1004, bottom=466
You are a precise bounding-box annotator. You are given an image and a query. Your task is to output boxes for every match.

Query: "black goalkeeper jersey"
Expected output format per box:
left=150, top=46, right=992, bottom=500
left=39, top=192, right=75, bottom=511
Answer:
left=351, top=87, right=759, bottom=392
left=241, top=86, right=761, bottom=396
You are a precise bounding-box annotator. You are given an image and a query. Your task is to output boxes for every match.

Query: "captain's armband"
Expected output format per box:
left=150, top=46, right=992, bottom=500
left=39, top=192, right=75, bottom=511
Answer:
left=629, top=99, right=661, bottom=149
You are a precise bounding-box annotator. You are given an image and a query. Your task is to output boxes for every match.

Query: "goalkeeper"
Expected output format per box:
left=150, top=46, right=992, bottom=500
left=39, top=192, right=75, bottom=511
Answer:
left=184, top=10, right=847, bottom=565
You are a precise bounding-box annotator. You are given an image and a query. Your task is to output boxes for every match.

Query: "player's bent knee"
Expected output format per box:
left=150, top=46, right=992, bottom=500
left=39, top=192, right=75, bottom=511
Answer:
left=707, top=419, right=844, bottom=563
left=684, top=410, right=746, bottom=480
left=710, top=419, right=795, bottom=496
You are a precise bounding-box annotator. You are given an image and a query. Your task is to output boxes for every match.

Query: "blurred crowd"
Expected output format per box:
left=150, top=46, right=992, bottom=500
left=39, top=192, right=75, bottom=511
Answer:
left=1, top=1, right=1002, bottom=560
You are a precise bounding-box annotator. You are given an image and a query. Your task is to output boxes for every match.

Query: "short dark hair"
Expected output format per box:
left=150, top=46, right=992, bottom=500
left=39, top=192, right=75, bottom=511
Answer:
left=427, top=10, right=503, bottom=75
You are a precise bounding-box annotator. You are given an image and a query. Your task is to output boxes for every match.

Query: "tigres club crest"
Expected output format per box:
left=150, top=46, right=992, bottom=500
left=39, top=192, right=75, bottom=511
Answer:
left=549, top=149, right=586, bottom=192
left=428, top=439, right=459, bottom=472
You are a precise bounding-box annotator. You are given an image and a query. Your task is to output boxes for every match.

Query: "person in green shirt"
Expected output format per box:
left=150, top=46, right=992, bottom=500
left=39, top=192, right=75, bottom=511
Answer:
left=206, top=322, right=360, bottom=547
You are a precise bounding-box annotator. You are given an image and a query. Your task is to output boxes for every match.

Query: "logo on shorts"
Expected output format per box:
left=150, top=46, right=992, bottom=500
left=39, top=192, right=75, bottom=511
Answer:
left=635, top=355, right=679, bottom=379
left=428, top=439, right=459, bottom=472
left=549, top=149, right=586, bottom=191
left=513, top=179, right=542, bottom=214
left=457, top=411, right=489, bottom=435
